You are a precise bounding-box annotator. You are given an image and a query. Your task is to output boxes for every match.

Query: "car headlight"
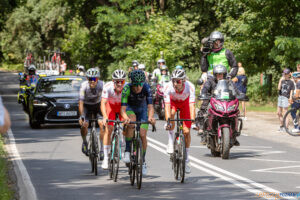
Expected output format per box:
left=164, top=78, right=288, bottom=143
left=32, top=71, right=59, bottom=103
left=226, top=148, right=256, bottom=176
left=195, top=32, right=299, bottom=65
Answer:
left=214, top=103, right=225, bottom=111
left=227, top=104, right=236, bottom=112
left=33, top=99, right=48, bottom=107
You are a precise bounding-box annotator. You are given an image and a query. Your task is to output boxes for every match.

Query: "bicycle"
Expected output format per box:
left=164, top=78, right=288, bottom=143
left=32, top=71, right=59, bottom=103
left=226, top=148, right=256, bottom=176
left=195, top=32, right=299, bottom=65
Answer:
left=167, top=109, right=194, bottom=183
left=283, top=107, right=300, bottom=136
left=127, top=121, right=156, bottom=189
left=107, top=115, right=124, bottom=182
left=86, top=113, right=100, bottom=175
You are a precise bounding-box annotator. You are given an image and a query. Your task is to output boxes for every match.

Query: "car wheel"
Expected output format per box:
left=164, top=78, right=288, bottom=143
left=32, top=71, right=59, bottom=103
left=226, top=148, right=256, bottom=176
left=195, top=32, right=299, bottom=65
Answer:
left=29, top=114, right=41, bottom=129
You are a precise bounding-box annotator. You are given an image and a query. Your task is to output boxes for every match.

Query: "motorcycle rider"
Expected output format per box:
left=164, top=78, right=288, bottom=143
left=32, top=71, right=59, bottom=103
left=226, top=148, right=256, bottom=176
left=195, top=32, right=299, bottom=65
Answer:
left=198, top=31, right=238, bottom=142
left=152, top=59, right=166, bottom=81
left=138, top=64, right=150, bottom=82
left=157, top=65, right=171, bottom=87
left=200, top=64, right=240, bottom=146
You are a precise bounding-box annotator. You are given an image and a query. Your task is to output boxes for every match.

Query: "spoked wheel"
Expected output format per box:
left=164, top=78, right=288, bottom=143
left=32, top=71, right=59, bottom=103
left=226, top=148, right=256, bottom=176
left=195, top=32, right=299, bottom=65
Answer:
left=136, top=139, right=143, bottom=189
left=109, top=152, right=113, bottom=179
left=112, top=134, right=120, bottom=182
left=221, top=127, right=230, bottom=159
left=89, top=142, right=95, bottom=173
left=93, top=156, right=98, bottom=175
left=283, top=109, right=300, bottom=136
left=172, top=136, right=179, bottom=180
left=92, top=133, right=98, bottom=175
left=129, top=140, right=135, bottom=186
left=178, top=135, right=186, bottom=183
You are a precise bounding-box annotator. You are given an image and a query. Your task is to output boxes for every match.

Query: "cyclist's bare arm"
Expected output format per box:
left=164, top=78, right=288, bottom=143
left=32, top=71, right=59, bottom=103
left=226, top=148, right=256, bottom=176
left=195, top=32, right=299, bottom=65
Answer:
left=165, top=103, right=171, bottom=121
left=147, top=104, right=155, bottom=124
left=100, top=98, right=108, bottom=124
left=189, top=103, right=196, bottom=121
left=121, top=106, right=130, bottom=123
left=79, top=100, right=84, bottom=117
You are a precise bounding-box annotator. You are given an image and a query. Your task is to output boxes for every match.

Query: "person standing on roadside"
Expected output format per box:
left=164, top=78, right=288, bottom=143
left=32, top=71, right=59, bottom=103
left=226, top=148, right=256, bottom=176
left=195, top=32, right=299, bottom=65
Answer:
left=0, top=96, right=11, bottom=134
left=60, top=60, right=67, bottom=75
left=277, top=68, right=294, bottom=132
left=232, top=62, right=248, bottom=120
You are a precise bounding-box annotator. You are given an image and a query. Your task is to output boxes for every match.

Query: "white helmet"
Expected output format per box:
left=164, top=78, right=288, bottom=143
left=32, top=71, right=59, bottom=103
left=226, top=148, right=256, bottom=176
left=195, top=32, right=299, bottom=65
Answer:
left=112, top=69, right=126, bottom=79
left=171, top=69, right=186, bottom=79
left=77, top=65, right=85, bottom=71
left=138, top=64, right=145, bottom=70
left=86, top=68, right=100, bottom=78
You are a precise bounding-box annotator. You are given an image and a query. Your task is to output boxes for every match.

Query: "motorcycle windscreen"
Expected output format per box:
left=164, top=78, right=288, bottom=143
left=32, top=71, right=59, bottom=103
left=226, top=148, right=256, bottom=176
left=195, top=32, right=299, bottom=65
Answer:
left=213, top=80, right=236, bottom=100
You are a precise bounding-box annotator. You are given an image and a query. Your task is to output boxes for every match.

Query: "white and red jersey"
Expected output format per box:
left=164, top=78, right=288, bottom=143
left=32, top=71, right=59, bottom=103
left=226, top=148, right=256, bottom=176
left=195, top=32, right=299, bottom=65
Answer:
left=164, top=80, right=195, bottom=104
left=101, top=81, right=123, bottom=106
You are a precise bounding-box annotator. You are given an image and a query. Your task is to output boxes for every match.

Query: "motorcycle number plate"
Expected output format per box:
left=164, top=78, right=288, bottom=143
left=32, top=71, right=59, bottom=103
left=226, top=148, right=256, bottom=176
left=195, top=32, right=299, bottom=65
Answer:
left=57, top=111, right=77, bottom=116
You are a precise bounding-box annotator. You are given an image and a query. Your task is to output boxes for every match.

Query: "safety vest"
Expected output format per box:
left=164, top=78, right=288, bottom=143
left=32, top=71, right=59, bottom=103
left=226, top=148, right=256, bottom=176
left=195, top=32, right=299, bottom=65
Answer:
left=207, top=48, right=230, bottom=76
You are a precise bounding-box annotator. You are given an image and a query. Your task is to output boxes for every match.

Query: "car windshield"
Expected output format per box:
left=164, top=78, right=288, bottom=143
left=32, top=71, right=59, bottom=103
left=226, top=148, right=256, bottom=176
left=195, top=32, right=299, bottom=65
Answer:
left=38, top=78, right=84, bottom=93
left=213, top=80, right=236, bottom=100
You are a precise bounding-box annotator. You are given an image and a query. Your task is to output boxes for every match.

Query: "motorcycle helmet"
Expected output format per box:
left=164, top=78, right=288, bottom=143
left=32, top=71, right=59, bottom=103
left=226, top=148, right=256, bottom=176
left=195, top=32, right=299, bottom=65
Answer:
left=213, top=64, right=227, bottom=79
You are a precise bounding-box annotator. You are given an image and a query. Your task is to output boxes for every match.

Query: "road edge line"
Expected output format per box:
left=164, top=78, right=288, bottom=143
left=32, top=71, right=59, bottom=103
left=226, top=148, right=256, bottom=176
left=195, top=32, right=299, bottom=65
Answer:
left=5, top=129, right=38, bottom=200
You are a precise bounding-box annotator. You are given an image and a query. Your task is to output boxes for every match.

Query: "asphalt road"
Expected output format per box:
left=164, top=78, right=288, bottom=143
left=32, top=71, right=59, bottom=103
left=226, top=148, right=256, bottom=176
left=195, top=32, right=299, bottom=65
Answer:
left=1, top=71, right=300, bottom=200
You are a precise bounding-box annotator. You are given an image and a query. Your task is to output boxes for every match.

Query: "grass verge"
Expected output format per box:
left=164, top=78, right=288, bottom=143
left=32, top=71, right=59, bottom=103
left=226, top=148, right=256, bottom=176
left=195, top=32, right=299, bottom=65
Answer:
left=0, top=135, right=14, bottom=200
left=0, top=63, right=23, bottom=72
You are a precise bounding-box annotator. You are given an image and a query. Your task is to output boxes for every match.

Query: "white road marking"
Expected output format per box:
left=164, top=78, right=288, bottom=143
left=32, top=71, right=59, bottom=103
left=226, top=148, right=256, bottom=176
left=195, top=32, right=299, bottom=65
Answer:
left=147, top=136, right=295, bottom=200
left=252, top=165, right=300, bottom=175
left=239, top=158, right=300, bottom=163
left=189, top=145, right=207, bottom=149
left=5, top=129, right=37, bottom=200
left=236, top=146, right=272, bottom=149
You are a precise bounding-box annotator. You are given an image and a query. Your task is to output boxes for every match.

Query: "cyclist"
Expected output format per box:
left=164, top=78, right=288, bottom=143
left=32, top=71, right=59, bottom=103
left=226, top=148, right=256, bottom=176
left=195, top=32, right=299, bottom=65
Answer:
left=79, top=68, right=105, bottom=159
left=152, top=58, right=166, bottom=80
left=100, top=69, right=126, bottom=169
left=138, top=64, right=150, bottom=82
left=121, top=70, right=156, bottom=175
left=164, top=69, right=196, bottom=173
left=76, top=65, right=85, bottom=76
left=290, top=73, right=300, bottom=133
left=200, top=64, right=241, bottom=145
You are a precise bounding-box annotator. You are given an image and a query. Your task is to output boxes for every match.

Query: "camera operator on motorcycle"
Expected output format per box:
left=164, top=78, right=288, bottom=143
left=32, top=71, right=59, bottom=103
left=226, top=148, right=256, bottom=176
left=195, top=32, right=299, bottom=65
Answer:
left=197, top=31, right=238, bottom=141
left=199, top=64, right=240, bottom=146
left=138, top=64, right=150, bottom=82
left=157, top=65, right=171, bottom=87
left=151, top=59, right=169, bottom=81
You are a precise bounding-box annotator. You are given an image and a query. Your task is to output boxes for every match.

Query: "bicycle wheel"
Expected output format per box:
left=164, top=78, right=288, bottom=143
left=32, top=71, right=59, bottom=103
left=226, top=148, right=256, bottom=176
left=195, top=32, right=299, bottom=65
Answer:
left=92, top=132, right=98, bottom=176
left=109, top=134, right=116, bottom=179
left=136, top=138, right=143, bottom=189
left=112, top=134, right=120, bottom=182
left=179, top=134, right=186, bottom=183
left=172, top=135, right=179, bottom=180
left=129, top=139, right=135, bottom=186
left=283, top=109, right=300, bottom=136
left=89, top=138, right=94, bottom=173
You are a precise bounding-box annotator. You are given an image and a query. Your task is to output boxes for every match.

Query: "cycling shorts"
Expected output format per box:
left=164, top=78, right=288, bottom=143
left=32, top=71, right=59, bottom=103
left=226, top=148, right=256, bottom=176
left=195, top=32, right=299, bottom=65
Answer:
left=106, top=102, right=123, bottom=126
left=126, top=103, right=148, bottom=130
left=170, top=98, right=191, bottom=128
left=84, top=103, right=102, bottom=121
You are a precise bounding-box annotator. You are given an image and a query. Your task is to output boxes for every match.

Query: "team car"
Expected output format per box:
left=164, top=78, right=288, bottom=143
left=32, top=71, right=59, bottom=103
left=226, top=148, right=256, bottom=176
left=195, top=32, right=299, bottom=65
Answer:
left=28, top=75, right=86, bottom=128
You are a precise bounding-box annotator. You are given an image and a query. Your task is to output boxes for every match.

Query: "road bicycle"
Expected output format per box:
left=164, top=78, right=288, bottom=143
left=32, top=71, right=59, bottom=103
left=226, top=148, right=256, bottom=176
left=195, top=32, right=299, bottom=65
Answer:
left=127, top=121, right=156, bottom=189
left=283, top=107, right=300, bottom=136
left=168, top=109, right=194, bottom=183
left=107, top=115, right=124, bottom=182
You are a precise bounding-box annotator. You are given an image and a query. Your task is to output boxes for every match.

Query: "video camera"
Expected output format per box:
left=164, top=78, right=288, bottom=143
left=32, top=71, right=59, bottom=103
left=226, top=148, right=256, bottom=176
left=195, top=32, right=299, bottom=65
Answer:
left=201, top=37, right=214, bottom=54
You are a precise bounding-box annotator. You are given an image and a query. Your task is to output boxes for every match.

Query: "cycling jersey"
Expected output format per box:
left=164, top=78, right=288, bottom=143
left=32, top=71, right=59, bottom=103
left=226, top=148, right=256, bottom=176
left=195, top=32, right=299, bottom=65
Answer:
left=164, top=80, right=195, bottom=104
left=121, top=83, right=153, bottom=107
left=79, top=80, right=104, bottom=105
left=102, top=81, right=124, bottom=125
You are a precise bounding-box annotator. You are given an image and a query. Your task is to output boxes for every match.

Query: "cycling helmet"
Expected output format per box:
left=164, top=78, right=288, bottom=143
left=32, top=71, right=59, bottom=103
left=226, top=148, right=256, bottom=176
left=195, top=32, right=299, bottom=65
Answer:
left=161, top=65, right=168, bottom=71
left=213, top=64, right=227, bottom=78
left=130, top=70, right=146, bottom=83
left=157, top=59, right=166, bottom=67
left=112, top=69, right=126, bottom=79
left=28, top=64, right=36, bottom=71
left=171, top=69, right=186, bottom=79
left=175, top=65, right=183, bottom=70
left=132, top=60, right=139, bottom=67
left=138, top=64, right=146, bottom=70
left=86, top=68, right=100, bottom=78
left=77, top=65, right=85, bottom=71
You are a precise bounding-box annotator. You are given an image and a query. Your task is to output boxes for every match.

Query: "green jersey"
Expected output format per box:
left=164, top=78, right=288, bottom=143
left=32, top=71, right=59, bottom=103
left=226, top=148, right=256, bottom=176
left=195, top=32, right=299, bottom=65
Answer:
left=207, top=48, right=230, bottom=75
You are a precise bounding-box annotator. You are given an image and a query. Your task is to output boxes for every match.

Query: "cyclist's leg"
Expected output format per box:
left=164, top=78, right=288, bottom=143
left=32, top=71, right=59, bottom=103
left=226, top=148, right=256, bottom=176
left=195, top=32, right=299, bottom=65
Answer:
left=124, top=106, right=136, bottom=153
left=179, top=100, right=192, bottom=160
left=103, top=103, right=115, bottom=162
left=80, top=106, right=90, bottom=154
left=138, top=104, right=149, bottom=162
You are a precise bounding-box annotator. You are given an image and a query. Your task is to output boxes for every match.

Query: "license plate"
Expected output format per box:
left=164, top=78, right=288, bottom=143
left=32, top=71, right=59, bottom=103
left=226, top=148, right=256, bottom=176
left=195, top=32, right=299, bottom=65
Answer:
left=57, top=111, right=77, bottom=116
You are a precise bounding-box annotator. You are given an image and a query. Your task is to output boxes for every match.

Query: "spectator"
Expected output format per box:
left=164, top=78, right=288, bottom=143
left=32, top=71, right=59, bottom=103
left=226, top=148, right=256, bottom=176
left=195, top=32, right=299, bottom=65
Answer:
left=60, top=60, right=67, bottom=75
left=277, top=68, right=294, bottom=132
left=232, top=62, right=248, bottom=120
left=0, top=96, right=11, bottom=135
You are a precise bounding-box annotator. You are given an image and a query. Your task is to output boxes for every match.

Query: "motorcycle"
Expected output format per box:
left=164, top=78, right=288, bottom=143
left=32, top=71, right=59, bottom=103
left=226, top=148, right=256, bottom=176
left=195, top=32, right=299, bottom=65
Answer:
left=199, top=79, right=245, bottom=159
left=154, top=83, right=165, bottom=120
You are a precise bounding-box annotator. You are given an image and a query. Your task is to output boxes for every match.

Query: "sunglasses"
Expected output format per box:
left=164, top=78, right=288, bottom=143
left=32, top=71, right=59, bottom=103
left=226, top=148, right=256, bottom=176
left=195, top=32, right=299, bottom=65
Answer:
left=133, top=82, right=144, bottom=87
left=88, top=77, right=98, bottom=82
left=172, top=79, right=183, bottom=84
left=114, top=80, right=125, bottom=85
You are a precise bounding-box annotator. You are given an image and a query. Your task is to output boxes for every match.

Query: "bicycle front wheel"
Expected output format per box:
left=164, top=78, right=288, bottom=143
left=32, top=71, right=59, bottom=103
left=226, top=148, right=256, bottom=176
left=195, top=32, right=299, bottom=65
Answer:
left=112, top=134, right=120, bottom=182
left=92, top=133, right=98, bottom=176
left=129, top=140, right=135, bottom=186
left=283, top=109, right=300, bottom=136
left=136, top=138, right=143, bottom=189
left=172, top=135, right=179, bottom=180
left=179, top=134, right=186, bottom=183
